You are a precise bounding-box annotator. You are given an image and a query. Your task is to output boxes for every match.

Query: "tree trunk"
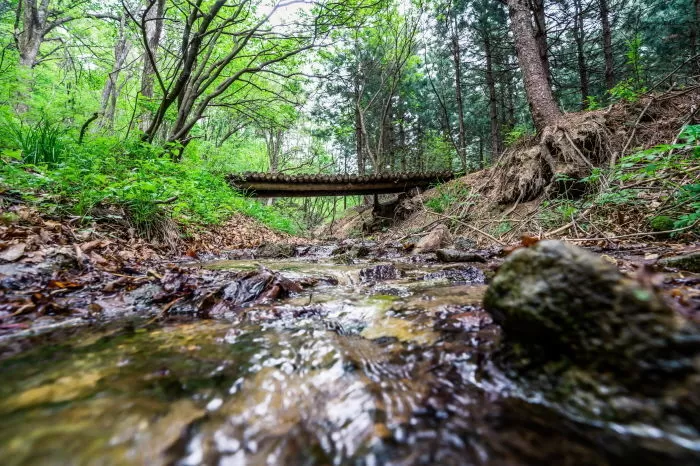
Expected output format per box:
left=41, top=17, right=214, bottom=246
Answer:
left=599, top=0, right=615, bottom=91
left=16, top=0, right=49, bottom=68
left=484, top=31, right=502, bottom=159
left=507, top=0, right=562, bottom=131
left=100, top=18, right=130, bottom=128
left=139, top=0, right=165, bottom=132
left=692, top=0, right=700, bottom=75
left=530, top=0, right=551, bottom=84
left=265, top=129, right=284, bottom=174
left=354, top=74, right=366, bottom=175
left=573, top=0, right=589, bottom=108
left=451, top=32, right=468, bottom=172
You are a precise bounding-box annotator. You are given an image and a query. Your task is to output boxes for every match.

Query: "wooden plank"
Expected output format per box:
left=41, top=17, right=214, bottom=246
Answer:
left=227, top=172, right=454, bottom=198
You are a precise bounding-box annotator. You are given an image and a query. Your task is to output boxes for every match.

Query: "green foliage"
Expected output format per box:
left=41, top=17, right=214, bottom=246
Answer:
left=608, top=78, right=647, bottom=103
left=0, top=134, right=298, bottom=236
left=504, top=124, right=535, bottom=147
left=538, top=200, right=579, bottom=229
left=424, top=183, right=473, bottom=214
left=584, top=96, right=601, bottom=111
left=6, top=118, right=67, bottom=166
left=579, top=125, right=700, bottom=234
left=494, top=221, right=512, bottom=236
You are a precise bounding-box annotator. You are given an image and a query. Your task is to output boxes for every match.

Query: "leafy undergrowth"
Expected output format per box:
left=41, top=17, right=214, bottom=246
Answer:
left=0, top=134, right=297, bottom=244
left=536, top=124, right=700, bottom=240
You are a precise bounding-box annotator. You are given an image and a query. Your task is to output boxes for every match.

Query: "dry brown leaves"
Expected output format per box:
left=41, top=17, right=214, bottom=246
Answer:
left=185, top=213, right=306, bottom=256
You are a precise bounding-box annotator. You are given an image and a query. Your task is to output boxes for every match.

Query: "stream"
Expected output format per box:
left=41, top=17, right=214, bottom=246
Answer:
left=0, top=253, right=697, bottom=465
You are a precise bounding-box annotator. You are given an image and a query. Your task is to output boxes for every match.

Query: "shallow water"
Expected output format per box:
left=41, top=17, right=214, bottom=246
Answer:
left=0, top=258, right=697, bottom=465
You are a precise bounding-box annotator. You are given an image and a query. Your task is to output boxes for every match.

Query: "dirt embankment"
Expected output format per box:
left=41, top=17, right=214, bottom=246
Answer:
left=326, top=88, right=700, bottom=248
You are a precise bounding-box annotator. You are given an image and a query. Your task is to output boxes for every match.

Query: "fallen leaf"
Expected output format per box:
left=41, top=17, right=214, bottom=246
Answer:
left=48, top=280, right=83, bottom=289
left=521, top=235, right=540, bottom=247
left=90, top=252, right=109, bottom=266
left=0, top=243, right=26, bottom=262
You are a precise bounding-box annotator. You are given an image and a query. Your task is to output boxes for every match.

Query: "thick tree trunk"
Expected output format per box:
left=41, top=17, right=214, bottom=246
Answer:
left=599, top=0, right=615, bottom=91
left=484, top=31, right=502, bottom=159
left=531, top=0, right=551, bottom=84
left=507, top=0, right=562, bottom=131
left=573, top=0, right=589, bottom=108
left=16, top=0, right=49, bottom=68
left=451, top=33, right=468, bottom=171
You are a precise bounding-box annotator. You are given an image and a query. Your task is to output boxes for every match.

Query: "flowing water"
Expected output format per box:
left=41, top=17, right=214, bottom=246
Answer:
left=0, top=257, right=697, bottom=465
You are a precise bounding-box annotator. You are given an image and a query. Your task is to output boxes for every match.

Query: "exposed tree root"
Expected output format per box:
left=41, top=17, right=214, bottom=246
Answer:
left=493, top=111, right=609, bottom=204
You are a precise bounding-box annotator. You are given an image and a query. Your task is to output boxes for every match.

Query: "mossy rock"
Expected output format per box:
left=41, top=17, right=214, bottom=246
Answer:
left=484, top=240, right=699, bottom=380
left=649, top=215, right=675, bottom=232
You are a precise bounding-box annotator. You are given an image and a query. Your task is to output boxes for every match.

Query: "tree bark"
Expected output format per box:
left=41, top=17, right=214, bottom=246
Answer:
left=265, top=129, right=283, bottom=173
left=692, top=0, right=700, bottom=75
left=599, top=0, right=615, bottom=91
left=530, top=0, right=551, bottom=84
left=507, top=0, right=562, bottom=131
left=100, top=16, right=130, bottom=128
left=484, top=30, right=502, bottom=159
left=451, top=32, right=468, bottom=171
left=139, top=0, right=165, bottom=132
left=16, top=0, right=49, bottom=68
left=573, top=0, right=589, bottom=108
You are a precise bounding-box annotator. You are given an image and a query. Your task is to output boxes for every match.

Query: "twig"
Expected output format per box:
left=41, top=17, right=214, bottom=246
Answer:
left=145, top=296, right=183, bottom=326
left=618, top=98, right=655, bottom=166
left=429, top=210, right=506, bottom=246
left=544, top=207, right=593, bottom=237
left=153, top=196, right=179, bottom=205
left=562, top=130, right=594, bottom=169
left=649, top=55, right=700, bottom=92
left=565, top=219, right=699, bottom=242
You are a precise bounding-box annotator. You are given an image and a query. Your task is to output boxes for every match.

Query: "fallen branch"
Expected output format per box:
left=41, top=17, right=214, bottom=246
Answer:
left=544, top=207, right=593, bottom=238
left=618, top=98, right=655, bottom=166
left=564, top=219, right=699, bottom=242
left=153, top=196, right=179, bottom=205
left=428, top=210, right=506, bottom=246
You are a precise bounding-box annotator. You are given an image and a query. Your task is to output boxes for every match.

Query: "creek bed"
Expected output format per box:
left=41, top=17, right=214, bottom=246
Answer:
left=0, top=257, right=696, bottom=465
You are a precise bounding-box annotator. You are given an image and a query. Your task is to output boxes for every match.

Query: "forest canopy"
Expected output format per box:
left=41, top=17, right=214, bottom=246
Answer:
left=0, top=0, right=698, bottom=234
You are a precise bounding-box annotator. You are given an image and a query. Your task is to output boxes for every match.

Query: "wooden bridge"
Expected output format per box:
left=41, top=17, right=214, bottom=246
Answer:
left=227, top=171, right=454, bottom=198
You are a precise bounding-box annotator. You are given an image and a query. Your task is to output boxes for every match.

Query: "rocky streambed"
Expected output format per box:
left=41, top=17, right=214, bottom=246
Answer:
left=0, top=239, right=699, bottom=465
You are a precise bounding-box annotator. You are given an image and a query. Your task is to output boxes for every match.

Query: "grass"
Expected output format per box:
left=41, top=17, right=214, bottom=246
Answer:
left=0, top=133, right=298, bottom=238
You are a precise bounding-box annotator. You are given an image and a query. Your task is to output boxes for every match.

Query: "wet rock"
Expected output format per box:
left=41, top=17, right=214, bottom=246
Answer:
left=0, top=243, right=26, bottom=262
left=331, top=243, right=372, bottom=263
left=484, top=240, right=700, bottom=379
left=660, top=252, right=700, bottom=272
left=256, top=242, right=296, bottom=258
left=436, top=249, right=487, bottom=263
left=453, top=236, right=477, bottom=250
left=359, top=264, right=403, bottom=282
left=413, top=225, right=451, bottom=254
left=421, top=266, right=485, bottom=284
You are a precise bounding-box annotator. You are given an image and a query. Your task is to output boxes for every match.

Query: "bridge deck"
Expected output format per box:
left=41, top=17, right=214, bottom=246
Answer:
left=227, top=172, right=454, bottom=198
